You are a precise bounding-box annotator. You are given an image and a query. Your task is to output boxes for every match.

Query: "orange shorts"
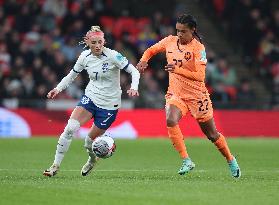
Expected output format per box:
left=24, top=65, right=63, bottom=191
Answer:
left=165, top=90, right=213, bottom=122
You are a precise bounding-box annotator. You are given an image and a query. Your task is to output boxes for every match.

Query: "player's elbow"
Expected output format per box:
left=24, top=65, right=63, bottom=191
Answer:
left=142, top=48, right=155, bottom=60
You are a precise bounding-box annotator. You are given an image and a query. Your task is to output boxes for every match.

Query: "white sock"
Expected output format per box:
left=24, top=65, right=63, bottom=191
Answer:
left=84, top=135, right=93, bottom=149
left=53, top=133, right=72, bottom=166
left=84, top=135, right=96, bottom=163
left=52, top=119, right=80, bottom=166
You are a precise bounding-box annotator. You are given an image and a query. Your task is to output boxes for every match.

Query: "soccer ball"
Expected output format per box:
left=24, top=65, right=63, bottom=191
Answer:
left=92, top=135, right=116, bottom=159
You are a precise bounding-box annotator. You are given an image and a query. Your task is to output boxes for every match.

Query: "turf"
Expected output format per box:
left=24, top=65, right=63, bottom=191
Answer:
left=0, top=137, right=278, bottom=205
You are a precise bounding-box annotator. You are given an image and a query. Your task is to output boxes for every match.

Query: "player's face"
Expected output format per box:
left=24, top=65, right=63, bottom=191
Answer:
left=176, top=23, right=194, bottom=44
left=87, top=36, right=105, bottom=55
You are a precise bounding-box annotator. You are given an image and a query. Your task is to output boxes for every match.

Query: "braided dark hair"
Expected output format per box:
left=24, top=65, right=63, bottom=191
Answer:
left=177, top=14, right=202, bottom=43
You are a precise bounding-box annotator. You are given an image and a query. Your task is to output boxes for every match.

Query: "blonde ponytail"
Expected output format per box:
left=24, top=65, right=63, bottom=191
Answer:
left=90, top=26, right=102, bottom=32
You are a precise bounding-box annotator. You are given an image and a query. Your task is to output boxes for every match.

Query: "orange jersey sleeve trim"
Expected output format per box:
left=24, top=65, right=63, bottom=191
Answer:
left=140, top=36, right=170, bottom=62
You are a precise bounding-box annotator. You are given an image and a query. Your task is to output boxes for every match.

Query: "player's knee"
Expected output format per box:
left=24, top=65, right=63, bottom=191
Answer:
left=166, top=116, right=179, bottom=127
left=205, top=130, right=219, bottom=142
left=64, top=119, right=80, bottom=138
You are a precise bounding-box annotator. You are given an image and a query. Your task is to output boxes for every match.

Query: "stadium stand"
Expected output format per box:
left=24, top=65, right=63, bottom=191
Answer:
left=0, top=0, right=276, bottom=109
left=199, top=0, right=279, bottom=109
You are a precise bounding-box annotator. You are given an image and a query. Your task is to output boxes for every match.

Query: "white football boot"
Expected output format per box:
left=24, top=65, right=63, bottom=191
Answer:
left=43, top=164, right=59, bottom=177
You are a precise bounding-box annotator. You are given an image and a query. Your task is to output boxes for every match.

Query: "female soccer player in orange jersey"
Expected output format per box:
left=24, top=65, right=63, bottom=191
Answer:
left=137, top=14, right=241, bottom=178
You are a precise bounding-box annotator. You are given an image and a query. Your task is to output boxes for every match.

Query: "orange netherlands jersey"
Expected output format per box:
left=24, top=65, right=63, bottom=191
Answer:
left=141, top=35, right=207, bottom=95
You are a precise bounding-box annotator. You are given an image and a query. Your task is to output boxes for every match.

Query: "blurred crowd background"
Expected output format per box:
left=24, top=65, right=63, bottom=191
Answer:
left=0, top=0, right=278, bottom=110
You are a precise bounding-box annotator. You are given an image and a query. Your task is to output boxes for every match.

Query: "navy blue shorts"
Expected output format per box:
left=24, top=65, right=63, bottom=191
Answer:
left=77, top=95, right=118, bottom=130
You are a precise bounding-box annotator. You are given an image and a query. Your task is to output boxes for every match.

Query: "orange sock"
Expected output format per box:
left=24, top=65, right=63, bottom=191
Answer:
left=214, top=133, right=233, bottom=162
left=167, top=125, right=188, bottom=159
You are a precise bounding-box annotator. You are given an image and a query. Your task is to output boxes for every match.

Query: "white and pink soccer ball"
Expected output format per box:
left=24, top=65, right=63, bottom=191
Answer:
left=92, top=135, right=116, bottom=159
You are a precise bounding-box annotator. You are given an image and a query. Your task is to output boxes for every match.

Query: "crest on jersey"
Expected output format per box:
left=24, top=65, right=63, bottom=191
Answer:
left=102, top=62, right=109, bottom=73
left=184, top=52, right=192, bottom=61
left=81, top=96, right=90, bottom=104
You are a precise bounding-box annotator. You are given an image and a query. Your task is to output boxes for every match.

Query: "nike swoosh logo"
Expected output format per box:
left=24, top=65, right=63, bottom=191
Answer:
left=100, top=123, right=106, bottom=126
left=58, top=143, right=64, bottom=146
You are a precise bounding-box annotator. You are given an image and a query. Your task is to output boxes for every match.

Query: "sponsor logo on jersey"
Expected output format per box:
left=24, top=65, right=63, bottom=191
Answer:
left=116, top=53, right=124, bottom=61
left=200, top=50, right=207, bottom=62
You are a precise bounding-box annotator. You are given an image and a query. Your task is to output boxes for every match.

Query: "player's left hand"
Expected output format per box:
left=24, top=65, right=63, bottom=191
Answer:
left=127, top=89, right=139, bottom=97
left=164, top=64, right=175, bottom=72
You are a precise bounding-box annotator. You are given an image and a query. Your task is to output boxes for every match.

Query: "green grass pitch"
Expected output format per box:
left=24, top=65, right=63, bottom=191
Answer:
left=0, top=137, right=278, bottom=205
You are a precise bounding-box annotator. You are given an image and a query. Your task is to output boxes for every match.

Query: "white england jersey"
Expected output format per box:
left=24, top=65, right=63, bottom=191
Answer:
left=72, top=47, right=129, bottom=110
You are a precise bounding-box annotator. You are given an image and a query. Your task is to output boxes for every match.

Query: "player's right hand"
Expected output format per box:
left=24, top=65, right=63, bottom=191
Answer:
left=136, top=61, right=148, bottom=73
left=47, top=88, right=60, bottom=99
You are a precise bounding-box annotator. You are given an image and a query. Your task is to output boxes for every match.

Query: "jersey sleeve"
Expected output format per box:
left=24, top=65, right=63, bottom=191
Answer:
left=174, top=44, right=207, bottom=82
left=140, top=36, right=170, bottom=62
left=55, top=51, right=87, bottom=91
left=73, top=52, right=86, bottom=73
left=194, top=44, right=207, bottom=68
left=111, top=50, right=129, bottom=70
left=55, top=70, right=79, bottom=92
left=125, top=64, right=140, bottom=90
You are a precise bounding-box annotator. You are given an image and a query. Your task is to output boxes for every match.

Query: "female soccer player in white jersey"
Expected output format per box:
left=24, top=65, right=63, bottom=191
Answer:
left=43, top=26, right=140, bottom=177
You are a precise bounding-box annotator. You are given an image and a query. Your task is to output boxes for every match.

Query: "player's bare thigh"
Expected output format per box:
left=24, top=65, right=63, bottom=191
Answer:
left=70, top=106, right=93, bottom=126
left=88, top=124, right=106, bottom=139
left=165, top=104, right=183, bottom=127
left=70, top=106, right=106, bottom=139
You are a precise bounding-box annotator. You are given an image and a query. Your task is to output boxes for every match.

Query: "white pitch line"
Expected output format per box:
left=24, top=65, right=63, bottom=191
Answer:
left=0, top=169, right=279, bottom=173
left=0, top=169, right=174, bottom=172
left=0, top=169, right=204, bottom=172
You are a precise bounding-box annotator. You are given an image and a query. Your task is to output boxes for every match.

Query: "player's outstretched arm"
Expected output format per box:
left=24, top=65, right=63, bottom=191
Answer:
left=137, top=36, right=168, bottom=73
left=47, top=88, right=60, bottom=99
left=47, top=70, right=79, bottom=99
left=136, top=61, right=148, bottom=73
left=125, top=64, right=140, bottom=97
left=47, top=69, right=83, bottom=99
